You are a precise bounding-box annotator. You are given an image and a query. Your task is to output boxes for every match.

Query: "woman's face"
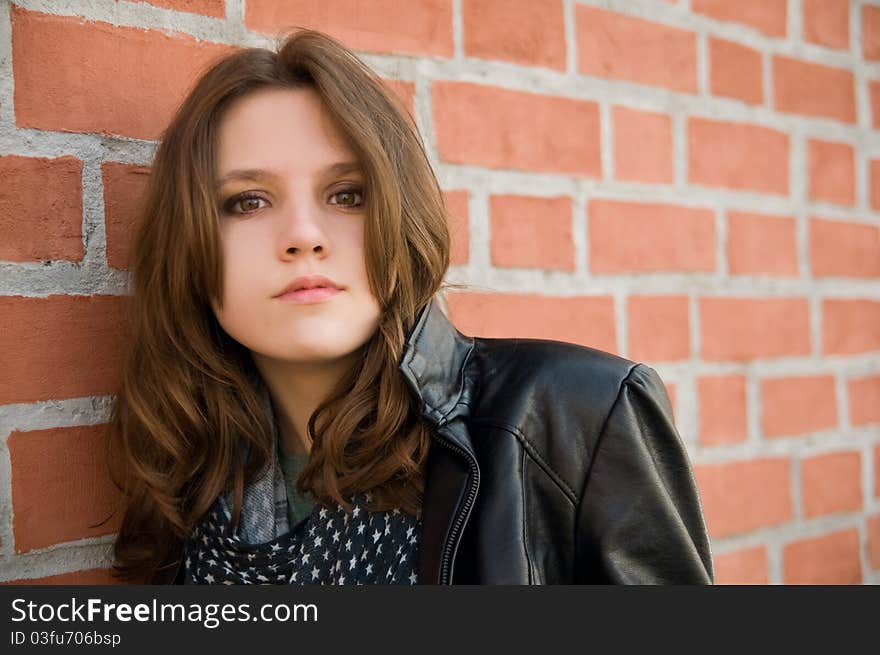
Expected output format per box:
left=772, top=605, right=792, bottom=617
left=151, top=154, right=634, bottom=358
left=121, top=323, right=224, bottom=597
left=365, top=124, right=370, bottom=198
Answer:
left=211, top=87, right=381, bottom=366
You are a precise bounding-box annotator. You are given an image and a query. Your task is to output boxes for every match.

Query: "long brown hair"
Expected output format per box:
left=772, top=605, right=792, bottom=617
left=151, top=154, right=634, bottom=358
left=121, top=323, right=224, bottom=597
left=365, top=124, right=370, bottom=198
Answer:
left=104, top=29, right=451, bottom=583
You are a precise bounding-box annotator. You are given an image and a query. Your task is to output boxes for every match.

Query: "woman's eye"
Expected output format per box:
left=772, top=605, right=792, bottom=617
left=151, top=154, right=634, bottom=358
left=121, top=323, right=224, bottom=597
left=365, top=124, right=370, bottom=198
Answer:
left=224, top=194, right=268, bottom=214
left=329, top=188, right=363, bottom=208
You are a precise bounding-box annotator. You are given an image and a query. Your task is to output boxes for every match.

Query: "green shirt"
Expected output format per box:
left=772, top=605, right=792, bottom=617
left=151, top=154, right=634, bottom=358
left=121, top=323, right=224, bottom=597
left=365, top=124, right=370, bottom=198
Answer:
left=278, top=448, right=317, bottom=529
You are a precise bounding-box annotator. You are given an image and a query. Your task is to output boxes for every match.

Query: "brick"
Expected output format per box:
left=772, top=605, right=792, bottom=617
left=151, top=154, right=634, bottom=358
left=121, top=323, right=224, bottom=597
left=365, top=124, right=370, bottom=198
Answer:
left=588, top=200, right=715, bottom=273
left=694, top=458, right=792, bottom=538
left=612, top=106, right=673, bottom=183
left=489, top=195, right=573, bottom=270
left=0, top=155, right=83, bottom=262
left=1, top=568, right=129, bottom=585
left=134, top=0, right=225, bottom=17
left=802, top=0, right=849, bottom=50
left=801, top=451, right=862, bottom=518
left=868, top=514, right=880, bottom=569
left=692, top=0, right=787, bottom=37
left=822, top=300, right=880, bottom=355
left=761, top=375, right=837, bottom=438
left=462, top=0, right=565, bottom=70
left=808, top=140, right=855, bottom=206
left=9, top=425, right=122, bottom=552
left=698, top=375, right=747, bottom=446
left=688, top=118, right=789, bottom=195
left=871, top=160, right=880, bottom=210
left=627, top=296, right=690, bottom=362
left=864, top=5, right=880, bottom=60
left=700, top=297, right=811, bottom=361
left=432, top=81, right=600, bottom=176
left=575, top=6, right=696, bottom=93
left=727, top=211, right=798, bottom=276
left=0, top=295, right=129, bottom=404
left=102, top=162, right=150, bottom=271
left=708, top=37, right=763, bottom=105
left=783, top=528, right=861, bottom=584
left=445, top=293, right=616, bottom=353
left=443, top=190, right=470, bottom=266
left=871, top=81, right=880, bottom=129
left=773, top=56, right=856, bottom=123
left=665, top=382, right=677, bottom=420
left=713, top=546, right=769, bottom=585
left=849, top=376, right=880, bottom=426
left=12, top=8, right=233, bottom=140
left=245, top=0, right=453, bottom=57
left=876, top=446, right=880, bottom=498
left=810, top=218, right=880, bottom=278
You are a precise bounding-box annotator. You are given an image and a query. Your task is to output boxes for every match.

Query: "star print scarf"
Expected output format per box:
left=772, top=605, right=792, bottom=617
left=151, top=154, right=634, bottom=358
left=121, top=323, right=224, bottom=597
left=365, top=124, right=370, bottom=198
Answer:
left=181, top=377, right=422, bottom=585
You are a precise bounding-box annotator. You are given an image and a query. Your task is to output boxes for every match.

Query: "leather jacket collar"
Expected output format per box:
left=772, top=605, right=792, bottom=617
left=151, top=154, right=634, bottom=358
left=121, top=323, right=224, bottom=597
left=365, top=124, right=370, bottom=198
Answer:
left=399, top=298, right=481, bottom=584
left=399, top=297, right=476, bottom=440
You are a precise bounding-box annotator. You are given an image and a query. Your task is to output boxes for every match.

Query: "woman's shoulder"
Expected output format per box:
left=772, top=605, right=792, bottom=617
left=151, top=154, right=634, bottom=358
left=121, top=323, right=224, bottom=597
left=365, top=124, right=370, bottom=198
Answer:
left=468, top=335, right=654, bottom=401
left=464, top=337, right=672, bottom=488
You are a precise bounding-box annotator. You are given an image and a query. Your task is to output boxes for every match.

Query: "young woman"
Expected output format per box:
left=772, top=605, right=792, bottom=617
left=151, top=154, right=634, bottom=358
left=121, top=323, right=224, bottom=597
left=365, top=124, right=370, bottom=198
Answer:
left=106, top=29, right=713, bottom=585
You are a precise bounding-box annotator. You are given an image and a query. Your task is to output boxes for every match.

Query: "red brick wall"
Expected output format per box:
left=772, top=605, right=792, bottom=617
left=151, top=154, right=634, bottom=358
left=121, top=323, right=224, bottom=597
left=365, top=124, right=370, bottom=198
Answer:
left=1, top=0, right=878, bottom=585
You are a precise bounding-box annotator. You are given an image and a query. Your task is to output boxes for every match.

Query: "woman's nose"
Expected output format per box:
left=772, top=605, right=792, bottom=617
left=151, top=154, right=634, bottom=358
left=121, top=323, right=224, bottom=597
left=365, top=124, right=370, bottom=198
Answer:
left=278, top=199, right=329, bottom=257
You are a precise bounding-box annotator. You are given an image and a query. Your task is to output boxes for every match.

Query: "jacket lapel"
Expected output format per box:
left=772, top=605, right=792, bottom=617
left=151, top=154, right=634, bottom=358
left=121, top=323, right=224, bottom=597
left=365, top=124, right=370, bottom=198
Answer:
left=399, top=298, right=478, bottom=584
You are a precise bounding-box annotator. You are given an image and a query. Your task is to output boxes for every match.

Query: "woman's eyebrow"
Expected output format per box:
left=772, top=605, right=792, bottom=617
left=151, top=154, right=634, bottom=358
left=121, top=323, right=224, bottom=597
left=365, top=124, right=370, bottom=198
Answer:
left=215, top=168, right=282, bottom=189
left=215, top=161, right=363, bottom=189
left=322, top=160, right=363, bottom=176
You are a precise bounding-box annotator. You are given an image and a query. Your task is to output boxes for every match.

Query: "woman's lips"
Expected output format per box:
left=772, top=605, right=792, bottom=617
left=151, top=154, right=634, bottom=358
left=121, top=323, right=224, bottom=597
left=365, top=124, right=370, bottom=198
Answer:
left=275, top=287, right=341, bottom=304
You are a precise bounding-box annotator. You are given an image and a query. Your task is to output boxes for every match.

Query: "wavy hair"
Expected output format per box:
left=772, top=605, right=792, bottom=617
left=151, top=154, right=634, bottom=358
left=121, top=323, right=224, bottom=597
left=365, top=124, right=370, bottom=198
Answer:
left=104, top=29, right=450, bottom=583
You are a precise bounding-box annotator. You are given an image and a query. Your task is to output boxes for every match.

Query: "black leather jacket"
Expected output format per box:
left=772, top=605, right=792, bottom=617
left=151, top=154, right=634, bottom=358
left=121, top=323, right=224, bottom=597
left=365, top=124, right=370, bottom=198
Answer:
left=169, top=298, right=713, bottom=584
left=401, top=298, right=712, bottom=584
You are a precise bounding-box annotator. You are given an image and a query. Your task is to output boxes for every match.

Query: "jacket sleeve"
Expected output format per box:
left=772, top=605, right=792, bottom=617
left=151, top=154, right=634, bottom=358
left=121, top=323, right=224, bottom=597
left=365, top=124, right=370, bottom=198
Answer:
left=574, top=364, right=714, bottom=584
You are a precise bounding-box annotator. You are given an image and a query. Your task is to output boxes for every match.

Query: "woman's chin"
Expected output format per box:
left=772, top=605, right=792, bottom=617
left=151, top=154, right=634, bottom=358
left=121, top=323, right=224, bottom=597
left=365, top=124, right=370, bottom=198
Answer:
left=251, top=342, right=363, bottom=367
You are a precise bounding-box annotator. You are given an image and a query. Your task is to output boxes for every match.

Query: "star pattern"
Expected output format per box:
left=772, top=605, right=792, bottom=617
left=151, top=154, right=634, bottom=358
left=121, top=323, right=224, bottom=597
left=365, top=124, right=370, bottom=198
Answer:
left=184, top=492, right=421, bottom=586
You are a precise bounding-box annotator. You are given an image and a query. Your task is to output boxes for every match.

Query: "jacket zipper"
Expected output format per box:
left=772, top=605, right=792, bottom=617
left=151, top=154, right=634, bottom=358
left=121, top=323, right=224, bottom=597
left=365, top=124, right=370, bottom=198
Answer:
left=433, top=421, right=480, bottom=585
